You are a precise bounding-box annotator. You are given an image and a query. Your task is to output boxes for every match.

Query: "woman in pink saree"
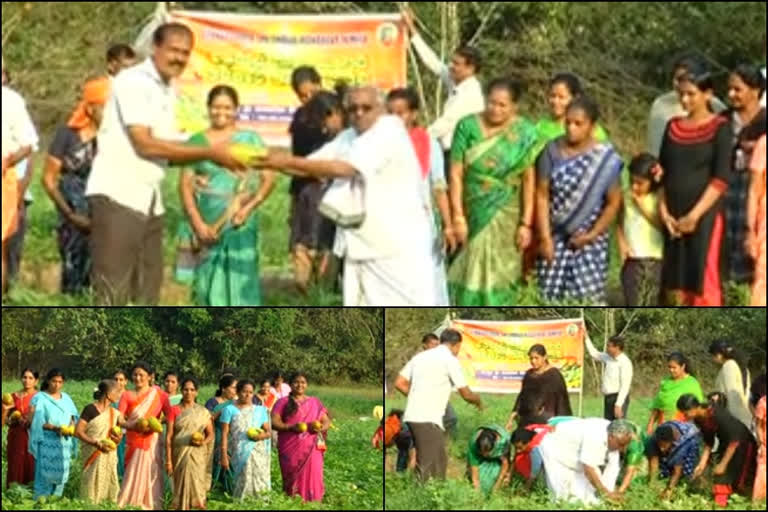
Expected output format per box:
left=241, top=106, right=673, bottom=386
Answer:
left=271, top=372, right=331, bottom=502
left=117, top=361, right=172, bottom=510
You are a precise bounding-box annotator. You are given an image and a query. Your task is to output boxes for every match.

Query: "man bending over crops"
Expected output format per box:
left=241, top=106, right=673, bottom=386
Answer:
left=537, top=418, right=633, bottom=505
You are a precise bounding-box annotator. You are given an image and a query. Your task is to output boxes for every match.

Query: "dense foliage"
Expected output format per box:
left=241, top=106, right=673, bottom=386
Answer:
left=385, top=308, right=767, bottom=395
left=2, top=308, right=383, bottom=384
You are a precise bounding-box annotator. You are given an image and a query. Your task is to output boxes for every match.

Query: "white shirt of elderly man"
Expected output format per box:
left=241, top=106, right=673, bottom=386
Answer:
left=537, top=418, right=624, bottom=505
left=309, top=114, right=441, bottom=306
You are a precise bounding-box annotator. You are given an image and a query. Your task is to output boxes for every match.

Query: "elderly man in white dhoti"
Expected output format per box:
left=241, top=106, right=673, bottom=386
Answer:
left=537, top=418, right=633, bottom=505
left=255, top=86, right=443, bottom=306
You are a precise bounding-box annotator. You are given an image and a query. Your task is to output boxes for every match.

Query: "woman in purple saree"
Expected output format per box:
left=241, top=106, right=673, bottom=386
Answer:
left=271, top=372, right=331, bottom=502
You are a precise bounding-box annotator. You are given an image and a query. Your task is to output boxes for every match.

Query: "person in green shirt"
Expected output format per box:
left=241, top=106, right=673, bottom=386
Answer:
left=466, top=425, right=512, bottom=496
left=647, top=352, right=704, bottom=434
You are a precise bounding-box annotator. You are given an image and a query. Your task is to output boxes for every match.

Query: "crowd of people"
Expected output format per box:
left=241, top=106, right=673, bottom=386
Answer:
left=1, top=13, right=766, bottom=306
left=1, top=365, right=331, bottom=509
left=389, top=329, right=766, bottom=507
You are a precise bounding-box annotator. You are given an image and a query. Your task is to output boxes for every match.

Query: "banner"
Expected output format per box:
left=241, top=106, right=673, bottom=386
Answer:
left=168, top=11, right=408, bottom=146
left=451, top=319, right=585, bottom=394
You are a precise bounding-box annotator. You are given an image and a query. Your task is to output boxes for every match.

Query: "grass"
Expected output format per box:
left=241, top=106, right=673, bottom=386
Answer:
left=384, top=393, right=762, bottom=510
left=4, top=165, right=752, bottom=306
left=1, top=380, right=383, bottom=510
left=4, top=170, right=343, bottom=306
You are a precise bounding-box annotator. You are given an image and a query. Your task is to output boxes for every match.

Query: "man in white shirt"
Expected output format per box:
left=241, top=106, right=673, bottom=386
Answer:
left=647, top=55, right=727, bottom=157
left=255, top=87, right=440, bottom=306
left=585, top=334, right=634, bottom=421
left=2, top=57, right=39, bottom=292
left=538, top=418, right=633, bottom=505
left=401, top=9, right=485, bottom=167
left=1, top=60, right=39, bottom=286
left=85, top=23, right=245, bottom=305
left=394, top=329, right=484, bottom=481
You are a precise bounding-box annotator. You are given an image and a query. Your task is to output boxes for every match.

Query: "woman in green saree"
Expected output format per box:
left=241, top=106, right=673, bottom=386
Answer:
left=646, top=352, right=704, bottom=434
left=176, top=85, right=276, bottom=306
left=466, top=425, right=511, bottom=496
left=448, top=78, right=539, bottom=305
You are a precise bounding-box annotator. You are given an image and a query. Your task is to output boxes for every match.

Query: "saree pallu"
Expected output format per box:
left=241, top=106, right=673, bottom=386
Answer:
left=224, top=404, right=271, bottom=499
left=28, top=392, right=78, bottom=499
left=753, top=397, right=766, bottom=501
left=117, top=387, right=168, bottom=510
left=274, top=396, right=328, bottom=502
left=175, top=130, right=264, bottom=306
left=448, top=115, right=539, bottom=305
left=466, top=424, right=511, bottom=495
left=110, top=402, right=126, bottom=480
left=171, top=404, right=213, bottom=510
left=81, top=407, right=121, bottom=504
left=537, top=142, right=623, bottom=303
left=6, top=392, right=36, bottom=488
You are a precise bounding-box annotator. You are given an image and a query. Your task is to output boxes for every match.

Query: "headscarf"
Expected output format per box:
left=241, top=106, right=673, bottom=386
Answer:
left=67, top=77, right=111, bottom=129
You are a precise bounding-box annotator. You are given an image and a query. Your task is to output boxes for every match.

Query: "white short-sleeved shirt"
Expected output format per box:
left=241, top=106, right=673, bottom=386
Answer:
left=310, top=115, right=433, bottom=261
left=399, top=344, right=468, bottom=429
left=2, top=86, right=39, bottom=201
left=548, top=418, right=611, bottom=470
left=86, top=58, right=179, bottom=215
left=2, top=86, right=39, bottom=158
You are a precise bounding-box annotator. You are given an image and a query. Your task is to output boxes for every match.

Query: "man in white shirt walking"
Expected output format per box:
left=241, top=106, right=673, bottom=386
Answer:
left=585, top=334, right=634, bottom=421
left=85, top=23, right=245, bottom=305
left=394, top=328, right=484, bottom=481
left=401, top=9, right=485, bottom=168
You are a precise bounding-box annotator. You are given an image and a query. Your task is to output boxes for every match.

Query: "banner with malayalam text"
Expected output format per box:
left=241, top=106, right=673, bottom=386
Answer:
left=169, top=11, right=408, bottom=146
left=451, top=319, right=585, bottom=394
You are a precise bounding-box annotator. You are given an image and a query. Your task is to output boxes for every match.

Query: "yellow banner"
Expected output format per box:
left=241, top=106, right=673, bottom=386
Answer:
left=169, top=11, right=408, bottom=146
left=451, top=319, right=585, bottom=393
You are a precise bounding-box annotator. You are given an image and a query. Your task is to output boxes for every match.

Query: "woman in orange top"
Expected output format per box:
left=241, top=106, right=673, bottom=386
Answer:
left=746, top=135, right=766, bottom=306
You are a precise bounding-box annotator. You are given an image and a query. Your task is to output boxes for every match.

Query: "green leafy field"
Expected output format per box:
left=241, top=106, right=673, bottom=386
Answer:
left=1, top=380, right=383, bottom=510
left=384, top=393, right=761, bottom=510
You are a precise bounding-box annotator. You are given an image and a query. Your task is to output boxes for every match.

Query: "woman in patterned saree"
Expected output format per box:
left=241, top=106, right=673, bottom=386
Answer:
left=75, top=379, right=123, bottom=504
left=167, top=377, right=214, bottom=510
left=1, top=368, right=38, bottom=488
left=448, top=77, right=539, bottom=305
left=176, top=85, right=276, bottom=306
left=536, top=96, right=623, bottom=304
left=28, top=369, right=78, bottom=500
left=117, top=361, right=172, bottom=510
left=271, top=372, right=331, bottom=502
left=220, top=379, right=272, bottom=500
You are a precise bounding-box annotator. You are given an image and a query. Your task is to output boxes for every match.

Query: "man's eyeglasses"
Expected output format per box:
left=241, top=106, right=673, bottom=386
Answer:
left=346, top=103, right=374, bottom=115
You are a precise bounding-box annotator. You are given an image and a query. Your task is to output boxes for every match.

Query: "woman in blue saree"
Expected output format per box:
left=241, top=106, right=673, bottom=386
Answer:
left=28, top=369, right=79, bottom=499
left=536, top=97, right=623, bottom=304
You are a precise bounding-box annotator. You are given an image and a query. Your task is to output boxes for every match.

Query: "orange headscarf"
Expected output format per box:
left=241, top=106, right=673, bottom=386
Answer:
left=67, top=77, right=111, bottom=129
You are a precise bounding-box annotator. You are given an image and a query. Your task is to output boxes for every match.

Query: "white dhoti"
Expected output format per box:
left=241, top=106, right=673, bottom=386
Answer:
left=344, top=252, right=444, bottom=306
left=539, top=434, right=621, bottom=505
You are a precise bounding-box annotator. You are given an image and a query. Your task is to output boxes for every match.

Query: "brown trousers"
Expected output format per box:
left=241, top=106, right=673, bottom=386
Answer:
left=407, top=422, right=447, bottom=482
left=89, top=196, right=164, bottom=305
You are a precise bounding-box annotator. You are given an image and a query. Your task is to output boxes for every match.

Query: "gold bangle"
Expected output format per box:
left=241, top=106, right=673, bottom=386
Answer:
left=453, top=217, right=467, bottom=225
